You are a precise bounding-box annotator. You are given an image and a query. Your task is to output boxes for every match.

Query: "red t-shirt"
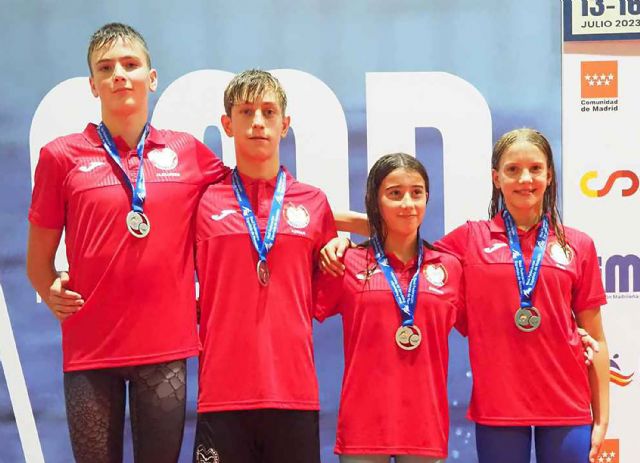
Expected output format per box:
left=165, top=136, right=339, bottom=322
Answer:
left=195, top=168, right=337, bottom=413
left=29, top=123, right=229, bottom=372
left=436, top=215, right=606, bottom=426
left=315, top=245, right=464, bottom=458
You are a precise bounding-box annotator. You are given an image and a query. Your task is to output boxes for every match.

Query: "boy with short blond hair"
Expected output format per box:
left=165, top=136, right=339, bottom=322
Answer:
left=193, top=69, right=335, bottom=463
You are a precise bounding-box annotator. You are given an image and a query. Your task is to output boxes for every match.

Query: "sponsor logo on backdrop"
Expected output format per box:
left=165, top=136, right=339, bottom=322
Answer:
left=566, top=0, right=640, bottom=41
left=580, top=61, right=619, bottom=112
left=582, top=61, right=618, bottom=98
left=599, top=254, right=640, bottom=298
left=610, top=354, right=634, bottom=387
left=580, top=170, right=639, bottom=197
left=595, top=439, right=619, bottom=463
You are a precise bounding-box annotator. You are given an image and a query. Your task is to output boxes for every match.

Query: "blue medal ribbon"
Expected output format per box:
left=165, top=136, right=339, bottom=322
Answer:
left=231, top=168, right=286, bottom=265
left=371, top=235, right=423, bottom=326
left=502, top=210, right=549, bottom=309
left=97, top=122, right=149, bottom=214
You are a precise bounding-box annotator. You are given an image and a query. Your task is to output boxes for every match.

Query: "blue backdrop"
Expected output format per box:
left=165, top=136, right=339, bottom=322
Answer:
left=0, top=2, right=561, bottom=462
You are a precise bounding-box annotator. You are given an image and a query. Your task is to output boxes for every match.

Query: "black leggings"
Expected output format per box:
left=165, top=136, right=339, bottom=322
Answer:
left=63, top=359, right=186, bottom=463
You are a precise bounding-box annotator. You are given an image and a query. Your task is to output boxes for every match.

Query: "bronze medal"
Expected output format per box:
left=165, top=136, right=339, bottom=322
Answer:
left=514, top=307, right=541, bottom=332
left=256, top=260, right=270, bottom=286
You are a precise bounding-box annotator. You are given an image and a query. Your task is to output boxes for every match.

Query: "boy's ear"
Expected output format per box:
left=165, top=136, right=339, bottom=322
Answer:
left=280, top=115, right=291, bottom=138
left=149, top=68, right=158, bottom=92
left=89, top=76, right=99, bottom=98
left=221, top=114, right=234, bottom=137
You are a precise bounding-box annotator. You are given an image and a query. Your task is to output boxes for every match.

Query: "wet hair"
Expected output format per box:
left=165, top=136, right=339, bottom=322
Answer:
left=489, top=128, right=566, bottom=247
left=364, top=152, right=435, bottom=250
left=87, top=23, right=151, bottom=74
left=223, top=69, right=287, bottom=116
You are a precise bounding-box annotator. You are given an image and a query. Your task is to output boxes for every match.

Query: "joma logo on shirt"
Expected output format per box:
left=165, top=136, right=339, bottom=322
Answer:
left=483, top=242, right=507, bottom=254
left=356, top=267, right=382, bottom=281
left=78, top=161, right=105, bottom=172
left=211, top=210, right=237, bottom=221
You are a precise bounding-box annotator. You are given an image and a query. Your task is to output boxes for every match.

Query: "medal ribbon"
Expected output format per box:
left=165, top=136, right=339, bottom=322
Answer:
left=97, top=122, right=149, bottom=213
left=502, top=210, right=549, bottom=309
left=371, top=235, right=423, bottom=326
left=231, top=168, right=286, bottom=264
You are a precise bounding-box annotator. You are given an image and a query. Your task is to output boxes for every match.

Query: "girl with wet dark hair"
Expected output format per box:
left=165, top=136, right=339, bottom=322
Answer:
left=315, top=153, right=464, bottom=463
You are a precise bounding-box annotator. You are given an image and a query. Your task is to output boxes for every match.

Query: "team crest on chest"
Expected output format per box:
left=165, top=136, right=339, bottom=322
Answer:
left=548, top=241, right=574, bottom=266
left=284, top=203, right=310, bottom=229
left=423, top=263, right=447, bottom=287
left=148, top=148, right=178, bottom=170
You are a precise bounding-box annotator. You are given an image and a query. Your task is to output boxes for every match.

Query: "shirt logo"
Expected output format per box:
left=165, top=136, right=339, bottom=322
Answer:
left=548, top=241, right=574, bottom=266
left=195, top=444, right=220, bottom=463
left=284, top=203, right=310, bottom=229
left=211, top=209, right=237, bottom=221
left=424, top=263, right=447, bottom=287
left=78, top=161, right=106, bottom=172
left=483, top=242, right=507, bottom=254
left=148, top=148, right=178, bottom=170
left=356, top=267, right=382, bottom=281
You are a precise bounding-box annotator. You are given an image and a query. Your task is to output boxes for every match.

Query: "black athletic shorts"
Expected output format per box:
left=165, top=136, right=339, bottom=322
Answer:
left=193, top=408, right=320, bottom=463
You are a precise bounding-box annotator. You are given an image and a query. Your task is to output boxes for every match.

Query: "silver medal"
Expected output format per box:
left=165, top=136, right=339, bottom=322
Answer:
left=514, top=307, right=541, bottom=332
left=126, top=211, right=151, bottom=238
left=395, top=325, right=422, bottom=350
left=256, top=260, right=270, bottom=286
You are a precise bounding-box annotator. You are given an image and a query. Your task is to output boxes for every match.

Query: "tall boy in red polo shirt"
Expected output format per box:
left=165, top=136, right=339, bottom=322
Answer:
left=193, top=69, right=337, bottom=463
left=27, top=23, right=228, bottom=463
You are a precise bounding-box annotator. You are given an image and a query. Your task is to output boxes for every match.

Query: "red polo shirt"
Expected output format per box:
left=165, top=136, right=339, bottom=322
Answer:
left=195, top=168, right=337, bottom=413
left=29, top=123, right=229, bottom=371
left=315, top=245, right=463, bottom=458
left=436, top=215, right=606, bottom=426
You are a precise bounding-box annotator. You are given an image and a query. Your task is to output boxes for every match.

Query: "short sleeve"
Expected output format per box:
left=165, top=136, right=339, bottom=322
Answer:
left=572, top=235, right=607, bottom=313
left=196, top=138, right=231, bottom=185
left=28, top=144, right=66, bottom=229
left=453, top=273, right=468, bottom=337
left=313, top=195, right=338, bottom=259
left=435, top=223, right=470, bottom=262
left=313, top=271, right=344, bottom=322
